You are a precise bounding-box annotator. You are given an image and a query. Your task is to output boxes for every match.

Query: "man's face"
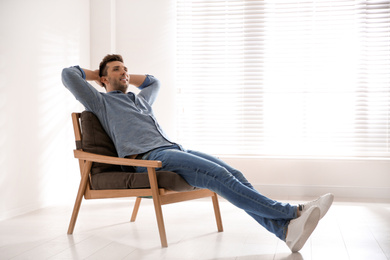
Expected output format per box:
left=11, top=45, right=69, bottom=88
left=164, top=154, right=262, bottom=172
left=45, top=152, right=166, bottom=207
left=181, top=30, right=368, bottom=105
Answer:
left=103, top=61, right=129, bottom=93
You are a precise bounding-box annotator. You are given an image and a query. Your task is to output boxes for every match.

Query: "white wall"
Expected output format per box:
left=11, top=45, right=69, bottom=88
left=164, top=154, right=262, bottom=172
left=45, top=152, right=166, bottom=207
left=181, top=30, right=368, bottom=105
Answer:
left=0, top=0, right=90, bottom=220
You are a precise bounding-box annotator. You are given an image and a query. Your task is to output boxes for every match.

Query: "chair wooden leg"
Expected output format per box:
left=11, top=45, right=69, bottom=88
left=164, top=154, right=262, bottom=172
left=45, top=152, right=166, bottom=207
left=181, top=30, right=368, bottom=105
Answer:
left=211, top=193, right=224, bottom=232
left=67, top=160, right=92, bottom=234
left=152, top=198, right=168, bottom=247
left=147, top=167, right=168, bottom=247
left=130, top=197, right=142, bottom=222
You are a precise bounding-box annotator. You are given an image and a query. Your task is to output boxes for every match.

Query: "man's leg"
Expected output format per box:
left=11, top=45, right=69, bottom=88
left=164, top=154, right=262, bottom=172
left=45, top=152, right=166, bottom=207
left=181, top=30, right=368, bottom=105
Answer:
left=183, top=149, right=295, bottom=240
left=141, top=146, right=297, bottom=240
left=185, top=149, right=255, bottom=189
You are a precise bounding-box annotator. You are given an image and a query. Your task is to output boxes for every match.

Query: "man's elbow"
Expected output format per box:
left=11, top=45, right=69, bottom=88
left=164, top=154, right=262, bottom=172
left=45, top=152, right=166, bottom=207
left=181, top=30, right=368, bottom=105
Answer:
left=149, top=75, right=161, bottom=90
left=61, top=67, right=71, bottom=85
left=61, top=67, right=81, bottom=89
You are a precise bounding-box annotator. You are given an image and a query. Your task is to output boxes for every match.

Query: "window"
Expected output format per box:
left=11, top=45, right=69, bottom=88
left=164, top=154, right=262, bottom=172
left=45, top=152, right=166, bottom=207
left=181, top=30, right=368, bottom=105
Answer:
left=176, top=0, right=390, bottom=158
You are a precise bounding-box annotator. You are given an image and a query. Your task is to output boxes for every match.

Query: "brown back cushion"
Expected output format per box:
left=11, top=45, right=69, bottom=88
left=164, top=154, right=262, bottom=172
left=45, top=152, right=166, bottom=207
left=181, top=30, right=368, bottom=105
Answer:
left=79, top=111, right=196, bottom=191
left=80, top=111, right=125, bottom=174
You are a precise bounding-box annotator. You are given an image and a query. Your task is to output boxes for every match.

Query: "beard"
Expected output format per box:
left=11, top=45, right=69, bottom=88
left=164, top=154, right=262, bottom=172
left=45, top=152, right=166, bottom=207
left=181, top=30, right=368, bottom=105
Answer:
left=108, top=77, right=129, bottom=93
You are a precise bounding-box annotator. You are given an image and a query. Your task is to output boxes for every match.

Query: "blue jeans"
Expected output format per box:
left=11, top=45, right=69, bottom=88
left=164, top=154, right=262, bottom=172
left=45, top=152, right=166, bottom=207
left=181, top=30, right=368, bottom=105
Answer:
left=136, top=144, right=297, bottom=240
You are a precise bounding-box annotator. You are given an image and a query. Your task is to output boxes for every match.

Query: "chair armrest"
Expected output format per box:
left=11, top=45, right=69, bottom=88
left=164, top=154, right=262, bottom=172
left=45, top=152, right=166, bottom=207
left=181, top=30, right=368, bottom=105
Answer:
left=73, top=150, right=162, bottom=168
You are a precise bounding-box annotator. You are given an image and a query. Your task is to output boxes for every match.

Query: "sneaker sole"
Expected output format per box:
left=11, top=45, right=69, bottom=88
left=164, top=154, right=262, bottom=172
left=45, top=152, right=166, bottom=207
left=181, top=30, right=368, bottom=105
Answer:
left=290, top=207, right=320, bottom=252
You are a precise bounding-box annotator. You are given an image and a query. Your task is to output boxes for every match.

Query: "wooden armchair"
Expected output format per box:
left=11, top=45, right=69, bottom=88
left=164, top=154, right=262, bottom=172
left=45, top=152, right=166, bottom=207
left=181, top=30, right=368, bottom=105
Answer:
left=68, top=111, right=223, bottom=247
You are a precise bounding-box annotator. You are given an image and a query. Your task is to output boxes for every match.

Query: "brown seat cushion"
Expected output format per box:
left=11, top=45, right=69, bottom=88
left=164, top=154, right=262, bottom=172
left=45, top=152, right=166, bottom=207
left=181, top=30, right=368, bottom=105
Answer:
left=90, top=171, right=197, bottom=192
left=80, top=111, right=196, bottom=192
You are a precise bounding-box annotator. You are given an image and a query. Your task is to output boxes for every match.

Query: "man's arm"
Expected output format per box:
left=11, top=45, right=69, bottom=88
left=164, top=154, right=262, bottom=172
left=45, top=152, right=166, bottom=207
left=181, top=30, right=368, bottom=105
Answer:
left=83, top=68, right=99, bottom=81
left=137, top=75, right=161, bottom=105
left=82, top=68, right=104, bottom=87
left=129, top=75, right=147, bottom=87
left=61, top=66, right=104, bottom=112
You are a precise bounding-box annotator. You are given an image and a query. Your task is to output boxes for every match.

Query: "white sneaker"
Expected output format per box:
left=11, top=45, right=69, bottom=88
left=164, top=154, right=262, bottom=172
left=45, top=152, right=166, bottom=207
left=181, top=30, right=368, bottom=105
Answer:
left=286, top=206, right=320, bottom=252
left=299, top=193, right=334, bottom=219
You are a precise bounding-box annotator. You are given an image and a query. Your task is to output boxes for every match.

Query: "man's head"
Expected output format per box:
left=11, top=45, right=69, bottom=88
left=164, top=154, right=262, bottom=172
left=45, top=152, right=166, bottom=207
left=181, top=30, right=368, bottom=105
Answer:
left=99, top=54, right=129, bottom=93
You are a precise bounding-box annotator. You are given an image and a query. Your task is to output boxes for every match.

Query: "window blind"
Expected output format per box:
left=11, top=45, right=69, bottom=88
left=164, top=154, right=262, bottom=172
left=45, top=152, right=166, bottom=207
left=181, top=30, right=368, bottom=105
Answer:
left=175, top=0, right=390, bottom=158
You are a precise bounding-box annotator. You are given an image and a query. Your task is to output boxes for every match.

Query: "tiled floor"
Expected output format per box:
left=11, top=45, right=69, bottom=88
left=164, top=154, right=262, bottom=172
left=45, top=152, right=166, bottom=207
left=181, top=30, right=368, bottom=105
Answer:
left=0, top=197, right=389, bottom=259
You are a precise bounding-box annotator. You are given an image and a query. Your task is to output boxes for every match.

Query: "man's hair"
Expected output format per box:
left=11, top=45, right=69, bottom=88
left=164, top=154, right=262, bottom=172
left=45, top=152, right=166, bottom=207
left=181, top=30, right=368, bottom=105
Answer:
left=99, top=54, right=124, bottom=88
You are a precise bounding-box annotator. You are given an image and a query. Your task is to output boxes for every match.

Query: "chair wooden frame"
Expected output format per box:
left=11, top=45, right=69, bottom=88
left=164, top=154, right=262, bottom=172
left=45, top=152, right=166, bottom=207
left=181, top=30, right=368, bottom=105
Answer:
left=68, top=112, right=223, bottom=247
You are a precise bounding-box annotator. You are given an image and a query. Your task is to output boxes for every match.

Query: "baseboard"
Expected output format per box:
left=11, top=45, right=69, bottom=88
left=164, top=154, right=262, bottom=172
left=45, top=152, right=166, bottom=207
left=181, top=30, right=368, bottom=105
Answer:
left=253, top=184, right=390, bottom=202
left=0, top=202, right=44, bottom=222
left=1, top=185, right=388, bottom=222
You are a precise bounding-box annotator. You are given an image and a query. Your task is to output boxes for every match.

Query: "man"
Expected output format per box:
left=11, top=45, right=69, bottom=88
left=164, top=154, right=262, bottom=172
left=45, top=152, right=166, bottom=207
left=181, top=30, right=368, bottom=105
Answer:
left=62, top=54, right=334, bottom=252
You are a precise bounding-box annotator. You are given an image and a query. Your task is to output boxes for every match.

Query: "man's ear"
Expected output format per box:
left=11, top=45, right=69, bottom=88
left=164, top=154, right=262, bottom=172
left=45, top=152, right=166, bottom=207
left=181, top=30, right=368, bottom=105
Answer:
left=100, top=76, right=109, bottom=86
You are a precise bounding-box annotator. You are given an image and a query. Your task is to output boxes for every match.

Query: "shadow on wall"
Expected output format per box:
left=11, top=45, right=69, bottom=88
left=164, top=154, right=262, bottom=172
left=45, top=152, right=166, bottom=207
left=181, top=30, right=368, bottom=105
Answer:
left=0, top=0, right=89, bottom=220
left=36, top=26, right=84, bottom=206
left=0, top=51, right=8, bottom=215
